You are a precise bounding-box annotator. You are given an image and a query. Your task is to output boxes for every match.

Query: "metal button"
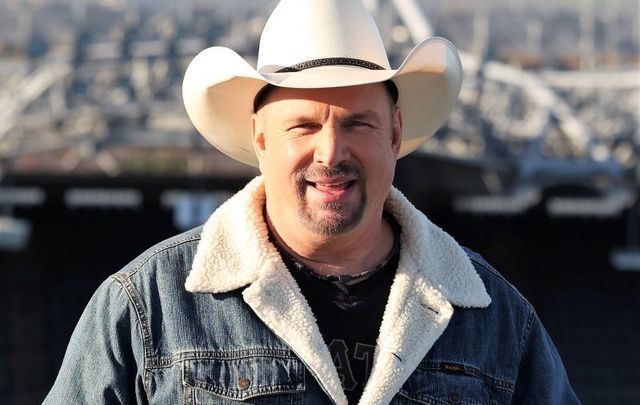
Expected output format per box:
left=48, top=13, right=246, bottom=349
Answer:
left=448, top=391, right=460, bottom=404
left=238, top=377, right=251, bottom=390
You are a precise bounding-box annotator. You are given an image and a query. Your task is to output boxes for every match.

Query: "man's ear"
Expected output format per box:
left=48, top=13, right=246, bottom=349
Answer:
left=391, top=106, right=403, bottom=157
left=251, top=113, right=266, bottom=163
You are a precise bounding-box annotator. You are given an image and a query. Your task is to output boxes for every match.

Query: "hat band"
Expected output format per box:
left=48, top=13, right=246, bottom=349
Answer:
left=275, top=57, right=385, bottom=73
left=253, top=57, right=397, bottom=112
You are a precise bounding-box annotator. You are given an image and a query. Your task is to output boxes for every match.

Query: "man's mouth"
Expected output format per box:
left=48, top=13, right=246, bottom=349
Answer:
left=307, top=179, right=355, bottom=193
left=304, top=178, right=358, bottom=201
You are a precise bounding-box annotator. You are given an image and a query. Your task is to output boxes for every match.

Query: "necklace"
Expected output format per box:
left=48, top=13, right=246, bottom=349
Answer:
left=269, top=213, right=400, bottom=286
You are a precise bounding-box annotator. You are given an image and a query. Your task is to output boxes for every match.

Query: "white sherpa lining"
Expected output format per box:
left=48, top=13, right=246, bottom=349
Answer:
left=185, top=176, right=491, bottom=405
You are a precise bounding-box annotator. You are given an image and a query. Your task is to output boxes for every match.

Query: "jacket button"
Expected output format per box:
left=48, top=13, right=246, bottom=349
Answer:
left=448, top=391, right=460, bottom=404
left=238, top=377, right=251, bottom=390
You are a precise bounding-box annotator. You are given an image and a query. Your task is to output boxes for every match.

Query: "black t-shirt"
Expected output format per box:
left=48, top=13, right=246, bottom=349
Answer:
left=271, top=223, right=400, bottom=404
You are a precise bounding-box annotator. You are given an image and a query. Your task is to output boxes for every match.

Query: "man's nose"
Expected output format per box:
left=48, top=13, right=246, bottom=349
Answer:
left=312, top=126, right=349, bottom=167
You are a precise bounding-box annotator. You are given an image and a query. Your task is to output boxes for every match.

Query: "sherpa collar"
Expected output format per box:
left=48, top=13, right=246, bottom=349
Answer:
left=185, top=176, right=491, bottom=405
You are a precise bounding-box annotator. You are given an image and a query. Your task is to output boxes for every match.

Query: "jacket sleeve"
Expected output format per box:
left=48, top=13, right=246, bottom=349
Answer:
left=512, top=308, right=581, bottom=404
left=42, top=277, right=147, bottom=404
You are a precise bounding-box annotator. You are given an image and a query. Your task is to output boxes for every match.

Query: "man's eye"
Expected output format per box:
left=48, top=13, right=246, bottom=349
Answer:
left=289, top=123, right=317, bottom=130
left=350, top=120, right=371, bottom=127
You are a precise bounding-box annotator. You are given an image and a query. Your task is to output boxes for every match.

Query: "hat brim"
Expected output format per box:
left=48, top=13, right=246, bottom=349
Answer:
left=182, top=37, right=462, bottom=167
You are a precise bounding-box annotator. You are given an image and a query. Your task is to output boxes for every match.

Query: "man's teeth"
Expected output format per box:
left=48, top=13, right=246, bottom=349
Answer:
left=316, top=182, right=347, bottom=187
left=313, top=181, right=350, bottom=191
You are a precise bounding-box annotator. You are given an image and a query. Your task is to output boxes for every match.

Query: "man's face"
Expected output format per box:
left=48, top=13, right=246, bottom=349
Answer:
left=252, top=83, right=402, bottom=238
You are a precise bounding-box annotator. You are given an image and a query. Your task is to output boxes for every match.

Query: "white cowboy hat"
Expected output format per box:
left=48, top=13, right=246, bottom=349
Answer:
left=182, top=0, right=463, bottom=167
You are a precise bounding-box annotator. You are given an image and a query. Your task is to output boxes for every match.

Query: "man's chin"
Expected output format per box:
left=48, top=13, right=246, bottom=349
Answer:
left=299, top=205, right=363, bottom=238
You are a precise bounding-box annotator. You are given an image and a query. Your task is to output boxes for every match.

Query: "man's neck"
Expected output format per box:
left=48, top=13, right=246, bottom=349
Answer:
left=266, top=211, right=396, bottom=277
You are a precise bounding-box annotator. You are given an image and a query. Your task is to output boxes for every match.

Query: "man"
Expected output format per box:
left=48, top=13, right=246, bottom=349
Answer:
left=45, top=0, right=580, bottom=404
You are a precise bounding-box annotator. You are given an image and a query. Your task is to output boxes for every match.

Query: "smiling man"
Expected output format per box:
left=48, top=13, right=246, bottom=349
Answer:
left=254, top=84, right=401, bottom=277
left=45, top=0, right=580, bottom=404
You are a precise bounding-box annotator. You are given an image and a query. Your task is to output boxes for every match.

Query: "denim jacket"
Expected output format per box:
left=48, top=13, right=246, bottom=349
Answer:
left=44, top=177, right=580, bottom=404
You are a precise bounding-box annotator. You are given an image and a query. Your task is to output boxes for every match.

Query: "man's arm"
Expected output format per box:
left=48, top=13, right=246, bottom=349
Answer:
left=512, top=308, right=581, bottom=404
left=43, top=277, right=146, bottom=404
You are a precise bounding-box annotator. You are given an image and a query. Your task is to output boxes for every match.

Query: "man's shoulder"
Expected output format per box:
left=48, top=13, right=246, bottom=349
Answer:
left=452, top=248, right=538, bottom=349
left=112, top=226, right=204, bottom=283
left=462, top=247, right=534, bottom=312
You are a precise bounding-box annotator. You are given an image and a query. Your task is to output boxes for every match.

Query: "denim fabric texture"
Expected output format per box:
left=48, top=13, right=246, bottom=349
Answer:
left=44, top=180, right=580, bottom=404
left=43, top=231, right=579, bottom=404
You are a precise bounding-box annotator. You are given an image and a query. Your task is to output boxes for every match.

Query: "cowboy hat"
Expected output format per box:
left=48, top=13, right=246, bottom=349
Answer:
left=182, top=0, right=463, bottom=167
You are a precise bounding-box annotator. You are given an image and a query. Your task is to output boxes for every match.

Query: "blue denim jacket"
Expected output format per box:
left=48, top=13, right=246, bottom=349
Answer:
left=44, top=177, right=580, bottom=404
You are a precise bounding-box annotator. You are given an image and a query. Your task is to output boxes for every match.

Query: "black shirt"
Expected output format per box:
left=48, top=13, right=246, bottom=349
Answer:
left=271, top=221, right=400, bottom=404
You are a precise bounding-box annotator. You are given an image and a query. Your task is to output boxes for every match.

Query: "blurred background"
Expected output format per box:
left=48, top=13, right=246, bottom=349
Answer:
left=0, top=0, right=638, bottom=403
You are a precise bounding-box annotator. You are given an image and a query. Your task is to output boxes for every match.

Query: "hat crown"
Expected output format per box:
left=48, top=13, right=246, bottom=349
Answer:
left=257, top=0, right=391, bottom=72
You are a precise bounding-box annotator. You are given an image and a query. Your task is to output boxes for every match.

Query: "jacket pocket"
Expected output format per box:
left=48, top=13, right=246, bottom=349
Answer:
left=395, top=362, right=513, bottom=405
left=181, top=355, right=305, bottom=404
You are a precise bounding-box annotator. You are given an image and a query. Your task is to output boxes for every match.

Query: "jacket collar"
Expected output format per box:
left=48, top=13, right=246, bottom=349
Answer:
left=185, top=176, right=491, bottom=405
